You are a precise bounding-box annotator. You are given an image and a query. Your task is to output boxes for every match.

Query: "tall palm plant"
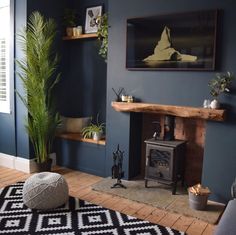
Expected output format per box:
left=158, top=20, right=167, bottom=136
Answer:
left=16, top=12, right=60, bottom=164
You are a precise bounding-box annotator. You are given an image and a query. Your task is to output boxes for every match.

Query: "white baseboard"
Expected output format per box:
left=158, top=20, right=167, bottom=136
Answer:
left=15, top=157, right=31, bottom=172
left=0, top=152, right=57, bottom=173
left=0, top=153, right=15, bottom=169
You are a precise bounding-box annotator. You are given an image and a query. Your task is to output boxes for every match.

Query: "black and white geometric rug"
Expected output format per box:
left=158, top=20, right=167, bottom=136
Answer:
left=0, top=182, right=185, bottom=234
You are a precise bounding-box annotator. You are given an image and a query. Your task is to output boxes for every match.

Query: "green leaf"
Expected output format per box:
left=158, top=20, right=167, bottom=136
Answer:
left=97, top=14, right=109, bottom=61
left=15, top=11, right=61, bottom=163
left=208, top=72, right=235, bottom=98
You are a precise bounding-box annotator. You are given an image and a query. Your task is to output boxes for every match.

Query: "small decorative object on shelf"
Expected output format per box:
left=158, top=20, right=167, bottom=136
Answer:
left=111, top=144, right=126, bottom=189
left=81, top=115, right=105, bottom=141
left=127, top=96, right=134, bottom=103
left=203, top=99, right=211, bottom=108
left=112, top=87, right=124, bottom=102
left=208, top=71, right=234, bottom=109
left=121, top=94, right=128, bottom=102
left=121, top=94, right=134, bottom=103
left=210, top=99, right=220, bottom=109
left=75, top=25, right=82, bottom=36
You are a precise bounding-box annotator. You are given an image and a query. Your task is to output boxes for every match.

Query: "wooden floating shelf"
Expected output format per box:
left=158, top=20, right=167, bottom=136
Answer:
left=57, top=133, right=106, bottom=146
left=111, top=102, right=226, bottom=122
left=63, top=33, right=98, bottom=40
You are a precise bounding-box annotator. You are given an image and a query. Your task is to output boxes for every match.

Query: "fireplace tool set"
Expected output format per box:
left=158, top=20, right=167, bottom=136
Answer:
left=111, top=144, right=126, bottom=189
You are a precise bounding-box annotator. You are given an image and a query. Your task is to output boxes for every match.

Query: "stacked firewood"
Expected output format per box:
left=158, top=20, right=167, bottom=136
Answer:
left=188, top=184, right=211, bottom=196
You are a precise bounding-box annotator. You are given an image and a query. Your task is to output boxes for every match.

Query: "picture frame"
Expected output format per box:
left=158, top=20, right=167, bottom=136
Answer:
left=85, top=5, right=102, bottom=34
left=126, top=10, right=218, bottom=71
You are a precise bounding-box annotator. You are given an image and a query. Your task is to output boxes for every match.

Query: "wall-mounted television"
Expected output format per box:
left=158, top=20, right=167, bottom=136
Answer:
left=126, top=10, right=218, bottom=71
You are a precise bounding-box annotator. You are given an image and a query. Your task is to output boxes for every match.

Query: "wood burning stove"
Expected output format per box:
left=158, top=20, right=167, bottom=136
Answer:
left=144, top=138, right=186, bottom=194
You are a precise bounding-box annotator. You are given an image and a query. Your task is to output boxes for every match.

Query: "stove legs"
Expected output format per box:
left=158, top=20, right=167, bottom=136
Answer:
left=172, top=181, right=177, bottom=195
left=145, top=179, right=148, bottom=188
left=145, top=179, right=179, bottom=195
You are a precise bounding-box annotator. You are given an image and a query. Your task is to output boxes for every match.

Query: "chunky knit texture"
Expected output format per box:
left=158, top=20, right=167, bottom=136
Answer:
left=23, top=172, right=69, bottom=209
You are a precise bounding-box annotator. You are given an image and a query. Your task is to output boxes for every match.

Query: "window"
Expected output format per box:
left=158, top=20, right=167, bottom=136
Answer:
left=0, top=0, right=10, bottom=113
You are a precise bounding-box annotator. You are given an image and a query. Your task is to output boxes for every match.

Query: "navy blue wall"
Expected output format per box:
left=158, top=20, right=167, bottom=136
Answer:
left=55, top=0, right=108, bottom=176
left=15, top=0, right=31, bottom=158
left=57, top=0, right=107, bottom=123
left=55, top=138, right=106, bottom=176
left=105, top=0, right=236, bottom=203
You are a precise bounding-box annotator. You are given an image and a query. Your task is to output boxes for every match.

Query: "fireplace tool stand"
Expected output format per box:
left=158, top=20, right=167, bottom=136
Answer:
left=111, top=144, right=126, bottom=189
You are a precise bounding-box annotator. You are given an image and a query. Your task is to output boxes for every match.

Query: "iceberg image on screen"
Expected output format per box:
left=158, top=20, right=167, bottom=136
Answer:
left=143, top=26, right=197, bottom=62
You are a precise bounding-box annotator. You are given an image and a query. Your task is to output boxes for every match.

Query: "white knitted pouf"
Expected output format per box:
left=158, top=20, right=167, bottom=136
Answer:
left=23, top=172, right=69, bottom=209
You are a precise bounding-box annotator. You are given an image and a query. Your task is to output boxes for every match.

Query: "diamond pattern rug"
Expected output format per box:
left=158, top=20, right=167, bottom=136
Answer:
left=0, top=182, right=185, bottom=234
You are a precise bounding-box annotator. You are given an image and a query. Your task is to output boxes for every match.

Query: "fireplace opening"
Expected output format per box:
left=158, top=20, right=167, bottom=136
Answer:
left=130, top=113, right=205, bottom=187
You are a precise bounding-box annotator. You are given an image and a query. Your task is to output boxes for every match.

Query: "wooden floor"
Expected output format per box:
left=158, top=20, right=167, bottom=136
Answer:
left=0, top=166, right=216, bottom=235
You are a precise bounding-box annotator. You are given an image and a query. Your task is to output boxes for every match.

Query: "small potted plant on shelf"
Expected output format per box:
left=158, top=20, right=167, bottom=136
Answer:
left=208, top=71, right=234, bottom=109
left=63, top=8, right=78, bottom=37
left=82, top=115, right=105, bottom=141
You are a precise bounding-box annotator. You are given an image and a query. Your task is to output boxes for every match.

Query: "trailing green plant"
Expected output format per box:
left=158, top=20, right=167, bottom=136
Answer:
left=82, top=116, right=105, bottom=139
left=63, top=8, right=77, bottom=27
left=208, top=71, right=234, bottom=98
left=16, top=12, right=61, bottom=164
left=97, top=13, right=108, bottom=61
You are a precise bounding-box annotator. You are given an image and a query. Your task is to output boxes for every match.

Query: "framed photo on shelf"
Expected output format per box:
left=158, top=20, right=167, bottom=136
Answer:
left=126, top=10, right=218, bottom=71
left=85, top=5, right=102, bottom=34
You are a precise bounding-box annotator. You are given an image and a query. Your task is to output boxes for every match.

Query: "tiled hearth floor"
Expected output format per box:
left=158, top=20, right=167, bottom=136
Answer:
left=0, top=165, right=216, bottom=235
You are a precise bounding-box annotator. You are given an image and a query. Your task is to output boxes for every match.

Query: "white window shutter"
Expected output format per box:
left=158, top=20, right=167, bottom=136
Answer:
left=0, top=1, right=10, bottom=113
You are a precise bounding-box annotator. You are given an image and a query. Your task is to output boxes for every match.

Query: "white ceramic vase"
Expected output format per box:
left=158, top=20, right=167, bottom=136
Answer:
left=210, top=99, right=220, bottom=109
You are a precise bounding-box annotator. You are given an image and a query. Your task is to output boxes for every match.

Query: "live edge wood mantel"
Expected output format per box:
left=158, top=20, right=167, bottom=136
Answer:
left=111, top=102, right=226, bottom=122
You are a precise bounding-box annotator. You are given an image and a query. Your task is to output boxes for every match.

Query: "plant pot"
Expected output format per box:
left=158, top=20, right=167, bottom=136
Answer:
left=210, top=99, right=220, bottom=109
left=92, top=131, right=102, bottom=141
left=188, top=191, right=209, bottom=210
left=66, top=27, right=76, bottom=37
left=35, top=158, right=52, bottom=172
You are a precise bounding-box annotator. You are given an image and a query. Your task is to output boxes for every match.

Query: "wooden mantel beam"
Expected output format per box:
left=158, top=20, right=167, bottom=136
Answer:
left=111, top=102, right=226, bottom=122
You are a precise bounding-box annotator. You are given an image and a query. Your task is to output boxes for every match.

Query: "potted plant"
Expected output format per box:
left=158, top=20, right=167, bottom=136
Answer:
left=208, top=71, right=234, bottom=109
left=97, top=13, right=108, bottom=61
left=63, top=8, right=77, bottom=37
left=82, top=116, right=105, bottom=141
left=16, top=12, right=61, bottom=172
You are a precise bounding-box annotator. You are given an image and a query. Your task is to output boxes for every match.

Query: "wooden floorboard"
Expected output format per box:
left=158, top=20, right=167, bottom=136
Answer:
left=0, top=166, right=216, bottom=235
left=172, top=216, right=195, bottom=232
